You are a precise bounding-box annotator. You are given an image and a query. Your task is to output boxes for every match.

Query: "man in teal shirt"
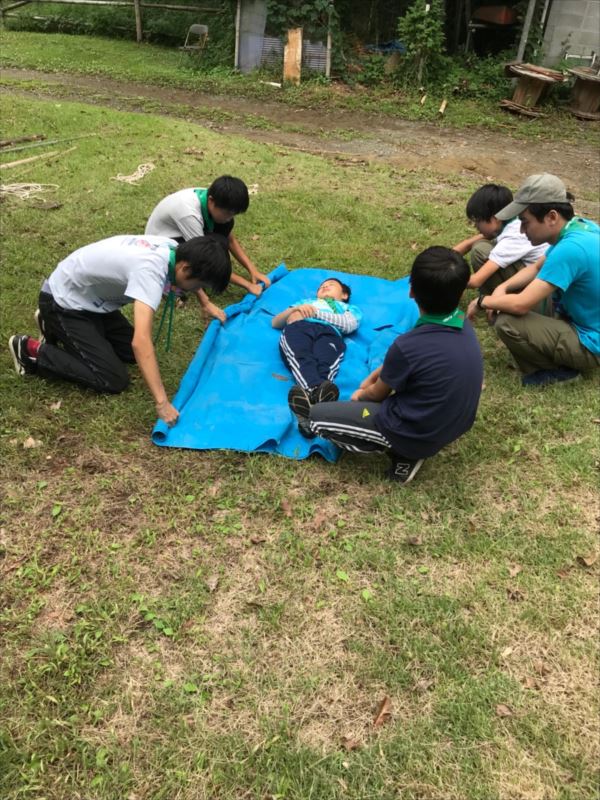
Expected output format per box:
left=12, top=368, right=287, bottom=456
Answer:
left=467, top=173, right=600, bottom=386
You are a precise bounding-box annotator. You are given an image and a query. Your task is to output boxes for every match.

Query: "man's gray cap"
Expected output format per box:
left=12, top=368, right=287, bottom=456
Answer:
left=496, top=173, right=569, bottom=221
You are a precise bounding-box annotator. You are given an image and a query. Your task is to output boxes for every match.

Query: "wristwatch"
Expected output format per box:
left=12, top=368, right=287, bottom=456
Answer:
left=476, top=294, right=486, bottom=310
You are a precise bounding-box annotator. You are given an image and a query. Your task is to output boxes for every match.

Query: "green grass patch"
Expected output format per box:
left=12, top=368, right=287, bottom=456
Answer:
left=2, top=29, right=600, bottom=146
left=0, top=92, right=598, bottom=799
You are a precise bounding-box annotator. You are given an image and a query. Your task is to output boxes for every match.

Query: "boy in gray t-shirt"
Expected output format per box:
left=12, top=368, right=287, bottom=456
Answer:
left=8, top=234, right=231, bottom=427
left=146, top=175, right=270, bottom=321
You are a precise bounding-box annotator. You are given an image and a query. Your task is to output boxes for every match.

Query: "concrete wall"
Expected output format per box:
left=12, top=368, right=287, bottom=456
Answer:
left=543, top=0, right=600, bottom=66
left=238, top=0, right=268, bottom=73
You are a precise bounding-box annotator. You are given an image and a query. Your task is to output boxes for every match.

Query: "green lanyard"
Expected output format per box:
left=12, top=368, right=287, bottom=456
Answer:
left=194, top=188, right=214, bottom=233
left=154, top=246, right=177, bottom=352
left=415, top=307, right=465, bottom=329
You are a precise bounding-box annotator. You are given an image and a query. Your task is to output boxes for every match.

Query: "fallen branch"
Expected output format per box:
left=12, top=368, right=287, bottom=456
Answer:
left=0, top=146, right=77, bottom=170
left=0, top=134, right=45, bottom=148
left=1, top=132, right=98, bottom=154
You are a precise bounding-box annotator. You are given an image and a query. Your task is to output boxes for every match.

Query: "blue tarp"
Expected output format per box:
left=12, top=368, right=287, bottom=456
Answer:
left=152, top=264, right=419, bottom=460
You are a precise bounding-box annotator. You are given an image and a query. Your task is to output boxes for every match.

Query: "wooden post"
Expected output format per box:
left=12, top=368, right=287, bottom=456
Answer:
left=283, top=27, right=302, bottom=85
left=325, top=1, right=333, bottom=78
left=133, top=0, right=142, bottom=42
left=515, top=0, right=536, bottom=63
left=234, top=0, right=241, bottom=69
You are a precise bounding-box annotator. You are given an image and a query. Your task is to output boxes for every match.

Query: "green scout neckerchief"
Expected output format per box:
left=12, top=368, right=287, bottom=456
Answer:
left=556, top=217, right=594, bottom=242
left=415, top=308, right=465, bottom=329
left=323, top=297, right=341, bottom=313
left=154, top=246, right=177, bottom=352
left=194, top=188, right=214, bottom=233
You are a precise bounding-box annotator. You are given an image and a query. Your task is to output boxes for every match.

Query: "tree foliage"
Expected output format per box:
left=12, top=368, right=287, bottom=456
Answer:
left=396, top=0, right=447, bottom=85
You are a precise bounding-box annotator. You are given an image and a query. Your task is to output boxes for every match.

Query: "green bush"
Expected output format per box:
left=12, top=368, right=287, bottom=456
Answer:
left=396, top=0, right=446, bottom=86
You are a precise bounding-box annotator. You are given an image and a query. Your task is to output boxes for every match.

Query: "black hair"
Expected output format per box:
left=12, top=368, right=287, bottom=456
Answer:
left=526, top=193, right=575, bottom=222
left=207, top=175, right=249, bottom=214
left=320, top=277, right=351, bottom=301
left=176, top=234, right=232, bottom=293
left=410, top=246, right=470, bottom=314
left=466, top=184, right=513, bottom=222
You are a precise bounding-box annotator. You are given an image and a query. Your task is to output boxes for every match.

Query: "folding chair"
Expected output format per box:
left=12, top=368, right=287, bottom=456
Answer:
left=179, top=24, right=209, bottom=60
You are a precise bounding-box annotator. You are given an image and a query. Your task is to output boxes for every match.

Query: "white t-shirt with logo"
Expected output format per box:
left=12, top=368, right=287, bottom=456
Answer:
left=48, top=235, right=177, bottom=313
left=145, top=188, right=205, bottom=241
left=490, top=218, right=549, bottom=269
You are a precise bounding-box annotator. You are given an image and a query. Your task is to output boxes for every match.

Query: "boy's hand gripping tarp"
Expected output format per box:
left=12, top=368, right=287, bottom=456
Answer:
left=152, top=265, right=418, bottom=461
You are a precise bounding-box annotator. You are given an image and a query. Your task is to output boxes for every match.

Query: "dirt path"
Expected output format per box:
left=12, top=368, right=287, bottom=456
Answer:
left=3, top=68, right=599, bottom=210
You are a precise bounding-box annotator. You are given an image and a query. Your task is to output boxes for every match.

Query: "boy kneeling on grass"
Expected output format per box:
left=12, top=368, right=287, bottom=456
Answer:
left=145, top=175, right=270, bottom=322
left=289, top=247, right=483, bottom=485
left=8, top=234, right=231, bottom=427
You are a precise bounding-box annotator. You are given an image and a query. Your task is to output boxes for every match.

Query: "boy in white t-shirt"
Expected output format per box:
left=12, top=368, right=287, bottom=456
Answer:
left=8, top=234, right=231, bottom=427
left=146, top=175, right=270, bottom=322
left=453, top=183, right=548, bottom=297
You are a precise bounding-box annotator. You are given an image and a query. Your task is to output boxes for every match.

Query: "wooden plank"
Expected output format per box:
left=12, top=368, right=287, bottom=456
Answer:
left=133, top=0, right=142, bottom=41
left=0, top=146, right=76, bottom=169
left=283, top=27, right=302, bottom=85
left=1, top=0, right=32, bottom=12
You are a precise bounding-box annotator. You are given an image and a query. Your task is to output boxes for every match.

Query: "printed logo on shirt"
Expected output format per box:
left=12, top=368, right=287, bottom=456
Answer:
left=133, top=238, right=161, bottom=251
left=362, top=408, right=370, bottom=418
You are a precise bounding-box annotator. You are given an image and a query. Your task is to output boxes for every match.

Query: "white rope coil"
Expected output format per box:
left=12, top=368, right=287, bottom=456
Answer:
left=0, top=183, right=58, bottom=200
left=111, top=163, right=156, bottom=184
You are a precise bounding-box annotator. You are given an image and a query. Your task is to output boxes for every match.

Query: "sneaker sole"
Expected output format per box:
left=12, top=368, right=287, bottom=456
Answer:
left=317, top=382, right=339, bottom=404
left=389, top=458, right=424, bottom=485
left=8, top=335, right=25, bottom=376
left=288, top=387, right=311, bottom=420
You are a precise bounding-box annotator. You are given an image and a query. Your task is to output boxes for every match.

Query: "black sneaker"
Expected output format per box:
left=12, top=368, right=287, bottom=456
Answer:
left=8, top=335, right=37, bottom=375
left=314, top=380, right=339, bottom=404
left=298, top=419, right=316, bottom=440
left=288, top=385, right=311, bottom=420
left=387, top=455, right=424, bottom=485
left=34, top=308, right=56, bottom=345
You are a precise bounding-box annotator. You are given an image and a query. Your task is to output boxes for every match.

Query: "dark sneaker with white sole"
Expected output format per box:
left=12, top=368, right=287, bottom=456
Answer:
left=297, top=420, right=316, bottom=439
left=288, top=385, right=317, bottom=438
left=8, top=335, right=37, bottom=375
left=288, top=385, right=311, bottom=420
left=313, top=380, right=339, bottom=404
left=387, top=455, right=424, bottom=485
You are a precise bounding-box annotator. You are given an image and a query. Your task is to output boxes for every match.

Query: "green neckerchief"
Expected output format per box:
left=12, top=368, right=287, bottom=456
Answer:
left=194, top=188, right=214, bottom=233
left=556, top=217, right=593, bottom=242
left=323, top=297, right=341, bottom=313
left=415, top=307, right=465, bottom=329
left=154, top=246, right=177, bottom=352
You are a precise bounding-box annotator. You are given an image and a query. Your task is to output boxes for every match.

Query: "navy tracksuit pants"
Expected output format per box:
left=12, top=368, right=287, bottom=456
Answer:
left=279, top=320, right=346, bottom=389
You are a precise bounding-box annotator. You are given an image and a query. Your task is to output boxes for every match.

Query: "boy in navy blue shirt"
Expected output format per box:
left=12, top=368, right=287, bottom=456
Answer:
left=289, top=247, right=483, bottom=484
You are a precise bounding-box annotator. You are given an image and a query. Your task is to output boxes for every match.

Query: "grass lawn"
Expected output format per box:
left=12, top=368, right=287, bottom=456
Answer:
left=0, top=85, right=598, bottom=800
left=2, top=29, right=600, bottom=147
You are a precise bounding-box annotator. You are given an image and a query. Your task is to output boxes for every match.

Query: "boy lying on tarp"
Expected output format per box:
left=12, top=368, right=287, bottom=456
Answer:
left=271, top=277, right=362, bottom=437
